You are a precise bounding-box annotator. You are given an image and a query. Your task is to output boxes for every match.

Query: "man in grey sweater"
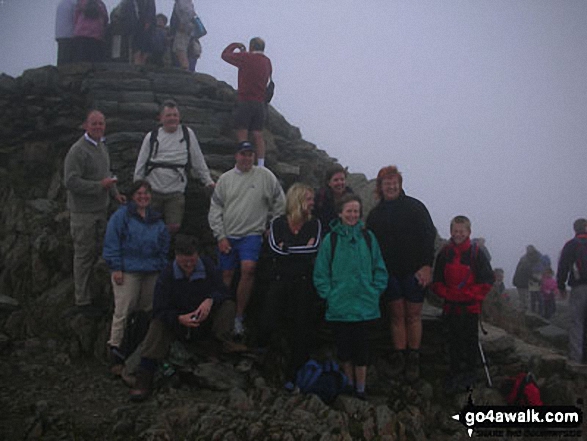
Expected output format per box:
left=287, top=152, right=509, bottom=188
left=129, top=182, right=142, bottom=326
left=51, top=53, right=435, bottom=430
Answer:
left=64, top=110, right=126, bottom=315
left=208, top=141, right=285, bottom=336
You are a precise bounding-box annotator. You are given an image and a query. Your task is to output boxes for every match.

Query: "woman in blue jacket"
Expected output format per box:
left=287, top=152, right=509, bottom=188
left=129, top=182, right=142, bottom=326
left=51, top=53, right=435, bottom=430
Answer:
left=313, top=194, right=388, bottom=399
left=103, top=180, right=170, bottom=373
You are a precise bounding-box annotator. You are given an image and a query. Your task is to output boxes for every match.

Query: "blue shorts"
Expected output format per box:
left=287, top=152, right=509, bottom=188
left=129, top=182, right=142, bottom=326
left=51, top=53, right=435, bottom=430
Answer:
left=384, top=274, right=426, bottom=303
left=217, top=235, right=263, bottom=271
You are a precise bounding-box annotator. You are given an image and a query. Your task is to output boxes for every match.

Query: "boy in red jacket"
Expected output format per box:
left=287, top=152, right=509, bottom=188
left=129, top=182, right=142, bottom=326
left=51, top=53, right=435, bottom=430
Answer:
left=432, top=216, right=494, bottom=394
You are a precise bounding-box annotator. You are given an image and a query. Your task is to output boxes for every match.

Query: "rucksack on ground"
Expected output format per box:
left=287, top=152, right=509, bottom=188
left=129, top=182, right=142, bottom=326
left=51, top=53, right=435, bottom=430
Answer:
left=506, top=372, right=542, bottom=406
left=295, top=359, right=348, bottom=404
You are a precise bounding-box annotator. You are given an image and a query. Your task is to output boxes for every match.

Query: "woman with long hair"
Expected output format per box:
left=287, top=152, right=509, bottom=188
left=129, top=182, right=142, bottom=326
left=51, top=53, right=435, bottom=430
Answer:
left=260, top=183, right=322, bottom=385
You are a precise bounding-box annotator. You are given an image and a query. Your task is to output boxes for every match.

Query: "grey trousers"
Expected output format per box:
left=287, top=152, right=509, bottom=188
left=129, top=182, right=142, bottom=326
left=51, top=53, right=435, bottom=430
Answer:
left=568, top=284, right=587, bottom=363
left=70, top=211, right=107, bottom=306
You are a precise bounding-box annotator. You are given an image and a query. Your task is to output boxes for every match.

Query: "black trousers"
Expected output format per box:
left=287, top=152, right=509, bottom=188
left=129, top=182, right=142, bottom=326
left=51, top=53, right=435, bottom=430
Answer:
left=260, top=276, right=319, bottom=379
left=445, top=312, right=479, bottom=374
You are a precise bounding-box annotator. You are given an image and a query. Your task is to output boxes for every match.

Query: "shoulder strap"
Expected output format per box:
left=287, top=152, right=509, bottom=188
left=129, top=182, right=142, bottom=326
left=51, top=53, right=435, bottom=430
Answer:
left=514, top=373, right=533, bottom=405
left=181, top=125, right=191, bottom=171
left=330, top=231, right=338, bottom=263
left=145, top=128, right=159, bottom=176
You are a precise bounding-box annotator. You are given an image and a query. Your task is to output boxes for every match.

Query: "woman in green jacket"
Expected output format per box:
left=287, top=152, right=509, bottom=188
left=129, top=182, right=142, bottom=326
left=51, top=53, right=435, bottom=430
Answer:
left=313, top=194, right=388, bottom=399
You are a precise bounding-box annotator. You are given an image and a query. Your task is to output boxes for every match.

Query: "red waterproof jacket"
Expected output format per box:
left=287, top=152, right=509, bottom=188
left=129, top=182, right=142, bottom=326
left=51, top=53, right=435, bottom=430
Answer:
left=432, top=238, right=493, bottom=314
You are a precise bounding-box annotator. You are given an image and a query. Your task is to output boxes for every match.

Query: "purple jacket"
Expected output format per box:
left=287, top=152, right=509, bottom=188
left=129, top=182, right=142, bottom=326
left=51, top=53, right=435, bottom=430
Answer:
left=74, top=0, right=109, bottom=41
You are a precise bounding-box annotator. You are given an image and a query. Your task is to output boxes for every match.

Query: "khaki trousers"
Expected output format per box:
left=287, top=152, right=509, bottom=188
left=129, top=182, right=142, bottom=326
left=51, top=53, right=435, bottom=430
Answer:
left=108, top=272, right=159, bottom=348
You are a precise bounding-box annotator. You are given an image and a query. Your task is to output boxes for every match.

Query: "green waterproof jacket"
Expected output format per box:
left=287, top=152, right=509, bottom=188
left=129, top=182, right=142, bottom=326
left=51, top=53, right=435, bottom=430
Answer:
left=313, top=219, right=389, bottom=322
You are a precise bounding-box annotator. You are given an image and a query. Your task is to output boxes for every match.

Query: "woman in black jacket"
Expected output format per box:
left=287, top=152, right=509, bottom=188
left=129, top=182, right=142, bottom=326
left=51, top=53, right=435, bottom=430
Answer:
left=260, top=183, right=322, bottom=384
left=366, top=166, right=436, bottom=382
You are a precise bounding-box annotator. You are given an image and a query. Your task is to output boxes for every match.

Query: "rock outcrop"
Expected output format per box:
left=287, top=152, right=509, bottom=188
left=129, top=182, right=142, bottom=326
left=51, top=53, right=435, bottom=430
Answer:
left=0, top=64, right=585, bottom=440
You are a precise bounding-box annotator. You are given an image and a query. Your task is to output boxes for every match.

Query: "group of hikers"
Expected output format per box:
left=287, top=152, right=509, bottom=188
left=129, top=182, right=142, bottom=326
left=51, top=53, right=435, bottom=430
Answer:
left=55, top=0, right=207, bottom=70
left=64, top=104, right=500, bottom=401
left=513, top=224, right=587, bottom=367
left=58, top=13, right=587, bottom=403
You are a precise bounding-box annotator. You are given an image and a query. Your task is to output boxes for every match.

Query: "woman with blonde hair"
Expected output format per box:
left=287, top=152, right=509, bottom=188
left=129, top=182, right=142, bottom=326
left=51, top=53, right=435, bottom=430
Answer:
left=260, top=183, right=322, bottom=385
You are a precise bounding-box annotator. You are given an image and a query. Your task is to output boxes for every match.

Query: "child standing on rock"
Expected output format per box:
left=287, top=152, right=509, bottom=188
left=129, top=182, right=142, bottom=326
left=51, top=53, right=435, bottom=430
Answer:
left=432, top=216, right=494, bottom=394
left=313, top=194, right=388, bottom=399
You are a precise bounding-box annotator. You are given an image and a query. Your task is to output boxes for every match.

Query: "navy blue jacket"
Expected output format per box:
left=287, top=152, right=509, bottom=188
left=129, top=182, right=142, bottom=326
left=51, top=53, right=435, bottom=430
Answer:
left=153, top=257, right=227, bottom=335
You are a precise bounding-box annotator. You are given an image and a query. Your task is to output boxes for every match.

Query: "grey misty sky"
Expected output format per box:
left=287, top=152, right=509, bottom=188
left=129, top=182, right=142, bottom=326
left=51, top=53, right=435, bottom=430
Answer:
left=0, top=0, right=586, bottom=285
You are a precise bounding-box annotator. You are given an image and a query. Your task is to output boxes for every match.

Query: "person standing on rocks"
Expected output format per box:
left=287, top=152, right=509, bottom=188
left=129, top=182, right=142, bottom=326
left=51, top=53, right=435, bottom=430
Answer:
left=208, top=141, right=285, bottom=337
left=313, top=194, right=388, bottom=399
left=513, top=245, right=548, bottom=313
left=55, top=0, right=77, bottom=66
left=64, top=110, right=126, bottom=315
left=313, top=164, right=354, bottom=235
left=102, top=180, right=170, bottom=375
left=72, top=0, right=109, bottom=63
left=557, top=218, right=587, bottom=364
left=221, top=37, right=272, bottom=168
left=134, top=100, right=214, bottom=234
left=129, top=235, right=238, bottom=401
left=366, top=166, right=436, bottom=383
left=432, top=216, right=493, bottom=394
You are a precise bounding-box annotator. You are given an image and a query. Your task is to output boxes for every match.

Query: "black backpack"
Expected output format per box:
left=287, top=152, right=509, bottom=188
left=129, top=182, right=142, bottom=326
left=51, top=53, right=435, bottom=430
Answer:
left=572, top=238, right=587, bottom=280
left=144, top=125, right=192, bottom=180
left=83, top=0, right=101, bottom=19
left=120, top=310, right=151, bottom=358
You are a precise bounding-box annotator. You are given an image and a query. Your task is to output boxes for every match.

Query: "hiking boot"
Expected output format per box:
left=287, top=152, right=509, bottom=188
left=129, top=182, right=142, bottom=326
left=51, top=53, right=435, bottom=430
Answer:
left=354, top=390, right=367, bottom=401
left=129, top=368, right=154, bottom=402
left=388, top=351, right=405, bottom=377
left=109, top=347, right=125, bottom=377
left=405, top=350, right=420, bottom=383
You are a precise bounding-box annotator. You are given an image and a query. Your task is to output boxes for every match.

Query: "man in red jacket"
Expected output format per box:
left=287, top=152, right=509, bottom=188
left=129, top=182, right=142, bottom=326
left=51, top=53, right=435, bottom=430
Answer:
left=221, top=37, right=272, bottom=167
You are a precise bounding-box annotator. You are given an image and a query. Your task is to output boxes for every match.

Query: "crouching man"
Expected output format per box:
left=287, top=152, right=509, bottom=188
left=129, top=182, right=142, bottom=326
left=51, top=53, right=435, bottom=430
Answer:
left=129, top=234, right=237, bottom=401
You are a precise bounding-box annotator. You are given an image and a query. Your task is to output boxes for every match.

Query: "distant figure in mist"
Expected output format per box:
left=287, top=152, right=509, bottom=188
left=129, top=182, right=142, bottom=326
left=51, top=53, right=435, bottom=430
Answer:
left=556, top=218, right=587, bottom=364
left=55, top=0, right=77, bottom=66
left=513, top=245, right=549, bottom=313
left=72, top=0, right=109, bottom=62
left=472, top=237, right=491, bottom=262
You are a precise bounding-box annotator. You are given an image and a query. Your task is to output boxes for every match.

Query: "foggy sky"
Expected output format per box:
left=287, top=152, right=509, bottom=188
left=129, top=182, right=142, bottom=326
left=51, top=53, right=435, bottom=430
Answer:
left=0, top=0, right=586, bottom=286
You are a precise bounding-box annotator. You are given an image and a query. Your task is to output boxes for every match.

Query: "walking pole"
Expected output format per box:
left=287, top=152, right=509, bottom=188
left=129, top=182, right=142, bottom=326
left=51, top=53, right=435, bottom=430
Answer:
left=478, top=339, right=493, bottom=388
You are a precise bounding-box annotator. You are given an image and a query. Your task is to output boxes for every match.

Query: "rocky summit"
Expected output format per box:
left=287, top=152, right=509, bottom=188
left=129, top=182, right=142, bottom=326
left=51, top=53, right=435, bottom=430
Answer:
left=0, top=64, right=585, bottom=440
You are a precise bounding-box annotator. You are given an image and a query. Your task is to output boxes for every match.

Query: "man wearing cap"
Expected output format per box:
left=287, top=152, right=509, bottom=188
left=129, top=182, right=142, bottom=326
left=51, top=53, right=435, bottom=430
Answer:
left=208, top=141, right=285, bottom=336
left=221, top=37, right=272, bottom=167
left=64, top=110, right=126, bottom=315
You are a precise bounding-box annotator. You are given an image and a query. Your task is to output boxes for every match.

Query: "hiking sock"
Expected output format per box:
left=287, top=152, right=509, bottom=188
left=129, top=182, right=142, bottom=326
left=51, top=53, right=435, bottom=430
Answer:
left=355, top=383, right=365, bottom=393
left=257, top=158, right=265, bottom=167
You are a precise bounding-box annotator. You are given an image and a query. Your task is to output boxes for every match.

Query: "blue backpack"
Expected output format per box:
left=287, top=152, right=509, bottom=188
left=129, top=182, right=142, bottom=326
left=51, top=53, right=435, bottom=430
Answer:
left=295, top=359, right=348, bottom=404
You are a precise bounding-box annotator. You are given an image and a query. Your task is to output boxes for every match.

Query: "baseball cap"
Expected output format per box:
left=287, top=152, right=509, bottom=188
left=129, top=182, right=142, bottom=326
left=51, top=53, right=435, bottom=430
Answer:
left=236, top=141, right=254, bottom=153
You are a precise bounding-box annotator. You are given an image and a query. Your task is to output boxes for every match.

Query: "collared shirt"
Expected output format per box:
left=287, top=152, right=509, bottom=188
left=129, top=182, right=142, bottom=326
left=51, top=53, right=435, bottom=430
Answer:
left=173, top=259, right=206, bottom=281
left=84, top=132, right=105, bottom=147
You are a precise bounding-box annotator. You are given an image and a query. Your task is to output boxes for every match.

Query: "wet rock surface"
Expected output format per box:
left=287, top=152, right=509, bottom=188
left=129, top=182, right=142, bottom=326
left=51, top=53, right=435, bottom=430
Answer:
left=0, top=64, right=585, bottom=440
